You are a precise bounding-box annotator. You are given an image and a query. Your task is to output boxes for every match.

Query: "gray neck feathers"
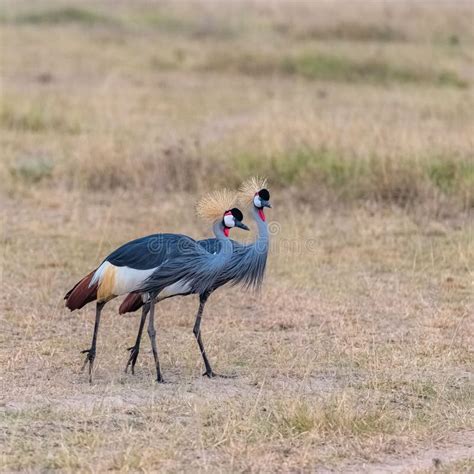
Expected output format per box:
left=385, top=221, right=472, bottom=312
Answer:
left=217, top=205, right=269, bottom=290
left=244, top=205, right=269, bottom=289
left=252, top=206, right=269, bottom=252
left=213, top=220, right=233, bottom=260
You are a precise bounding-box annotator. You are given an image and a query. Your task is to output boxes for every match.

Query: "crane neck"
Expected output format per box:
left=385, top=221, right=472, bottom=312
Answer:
left=212, top=220, right=233, bottom=257
left=251, top=205, right=269, bottom=245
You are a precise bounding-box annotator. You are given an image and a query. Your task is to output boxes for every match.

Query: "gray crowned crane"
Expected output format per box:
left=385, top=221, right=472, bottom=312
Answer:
left=64, top=189, right=248, bottom=383
left=120, top=176, right=272, bottom=377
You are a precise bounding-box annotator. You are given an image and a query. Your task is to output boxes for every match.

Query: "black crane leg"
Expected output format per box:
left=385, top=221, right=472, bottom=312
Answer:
left=193, top=292, right=235, bottom=379
left=147, top=297, right=164, bottom=383
left=81, top=301, right=105, bottom=383
left=125, top=302, right=150, bottom=374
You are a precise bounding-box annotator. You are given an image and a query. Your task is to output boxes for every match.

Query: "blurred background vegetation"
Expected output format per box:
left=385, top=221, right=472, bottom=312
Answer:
left=0, top=0, right=472, bottom=213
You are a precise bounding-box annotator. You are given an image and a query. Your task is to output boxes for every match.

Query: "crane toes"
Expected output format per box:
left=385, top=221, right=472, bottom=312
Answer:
left=80, top=348, right=95, bottom=365
left=203, top=370, right=237, bottom=379
left=125, top=345, right=140, bottom=374
left=80, top=348, right=96, bottom=383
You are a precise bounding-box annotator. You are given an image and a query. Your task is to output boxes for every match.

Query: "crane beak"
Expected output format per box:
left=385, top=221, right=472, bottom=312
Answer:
left=261, top=200, right=272, bottom=208
left=235, top=221, right=250, bottom=231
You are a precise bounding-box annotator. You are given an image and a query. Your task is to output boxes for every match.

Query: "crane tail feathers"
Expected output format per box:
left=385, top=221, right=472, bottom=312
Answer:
left=119, top=293, right=143, bottom=314
left=64, top=270, right=98, bottom=311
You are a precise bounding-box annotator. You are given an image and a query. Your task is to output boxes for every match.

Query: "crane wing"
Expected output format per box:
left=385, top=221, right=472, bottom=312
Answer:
left=141, top=239, right=223, bottom=296
left=105, top=233, right=196, bottom=270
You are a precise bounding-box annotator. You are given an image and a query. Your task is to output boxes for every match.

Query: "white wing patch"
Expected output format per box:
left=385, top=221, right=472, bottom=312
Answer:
left=113, top=266, right=157, bottom=295
left=157, top=280, right=192, bottom=301
left=90, top=262, right=192, bottom=299
left=90, top=261, right=157, bottom=296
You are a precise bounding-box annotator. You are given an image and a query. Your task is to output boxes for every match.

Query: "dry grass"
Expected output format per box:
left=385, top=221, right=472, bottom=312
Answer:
left=1, top=0, right=473, bottom=472
left=1, top=0, right=473, bottom=209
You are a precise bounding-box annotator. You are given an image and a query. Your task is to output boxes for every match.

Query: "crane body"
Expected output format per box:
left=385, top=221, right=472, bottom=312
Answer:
left=64, top=190, right=247, bottom=382
left=120, top=177, right=272, bottom=377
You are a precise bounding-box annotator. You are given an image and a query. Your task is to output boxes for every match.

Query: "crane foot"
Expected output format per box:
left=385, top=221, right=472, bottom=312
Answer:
left=203, top=370, right=237, bottom=379
left=125, top=345, right=140, bottom=374
left=80, top=347, right=96, bottom=383
left=81, top=348, right=95, bottom=367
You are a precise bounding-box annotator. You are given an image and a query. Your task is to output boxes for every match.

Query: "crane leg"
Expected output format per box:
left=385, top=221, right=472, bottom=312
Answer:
left=125, top=302, right=150, bottom=374
left=147, top=297, right=164, bottom=383
left=193, top=292, right=235, bottom=379
left=81, top=301, right=105, bottom=383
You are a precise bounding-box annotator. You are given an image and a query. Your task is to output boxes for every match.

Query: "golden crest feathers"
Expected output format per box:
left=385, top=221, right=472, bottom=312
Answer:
left=196, top=189, right=237, bottom=222
left=238, top=176, right=268, bottom=206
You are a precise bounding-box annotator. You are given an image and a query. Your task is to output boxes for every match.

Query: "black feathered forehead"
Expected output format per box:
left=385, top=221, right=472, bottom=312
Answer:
left=258, top=189, right=270, bottom=201
left=230, top=207, right=243, bottom=221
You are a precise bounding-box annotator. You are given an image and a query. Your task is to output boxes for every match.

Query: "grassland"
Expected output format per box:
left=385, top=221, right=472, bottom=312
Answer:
left=0, top=0, right=473, bottom=472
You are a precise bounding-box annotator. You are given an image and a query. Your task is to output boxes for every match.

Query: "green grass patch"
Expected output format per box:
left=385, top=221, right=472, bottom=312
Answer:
left=282, top=53, right=468, bottom=88
left=9, top=155, right=54, bottom=184
left=275, top=401, right=317, bottom=436
left=0, top=102, right=79, bottom=134
left=228, top=148, right=473, bottom=209
left=139, top=11, right=237, bottom=39
left=1, top=103, right=50, bottom=132
left=265, top=397, right=395, bottom=439
left=202, top=51, right=468, bottom=88
left=8, top=7, right=116, bottom=26
left=233, top=148, right=367, bottom=195
left=435, top=70, right=469, bottom=88
left=428, top=158, right=474, bottom=206
left=428, top=159, right=473, bottom=193
left=140, top=11, right=188, bottom=33
left=282, top=54, right=417, bottom=83
left=282, top=22, right=405, bottom=43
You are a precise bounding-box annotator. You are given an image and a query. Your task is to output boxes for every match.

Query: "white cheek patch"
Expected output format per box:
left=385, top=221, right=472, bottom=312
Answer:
left=224, top=214, right=235, bottom=228
left=254, top=195, right=262, bottom=207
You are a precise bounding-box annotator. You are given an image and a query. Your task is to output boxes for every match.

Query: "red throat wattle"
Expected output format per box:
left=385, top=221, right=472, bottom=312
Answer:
left=223, top=227, right=230, bottom=237
left=258, top=208, right=266, bottom=221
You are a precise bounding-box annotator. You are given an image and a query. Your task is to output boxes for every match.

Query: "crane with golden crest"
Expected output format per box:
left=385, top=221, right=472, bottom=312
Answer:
left=64, top=189, right=249, bottom=383
left=120, top=177, right=272, bottom=378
